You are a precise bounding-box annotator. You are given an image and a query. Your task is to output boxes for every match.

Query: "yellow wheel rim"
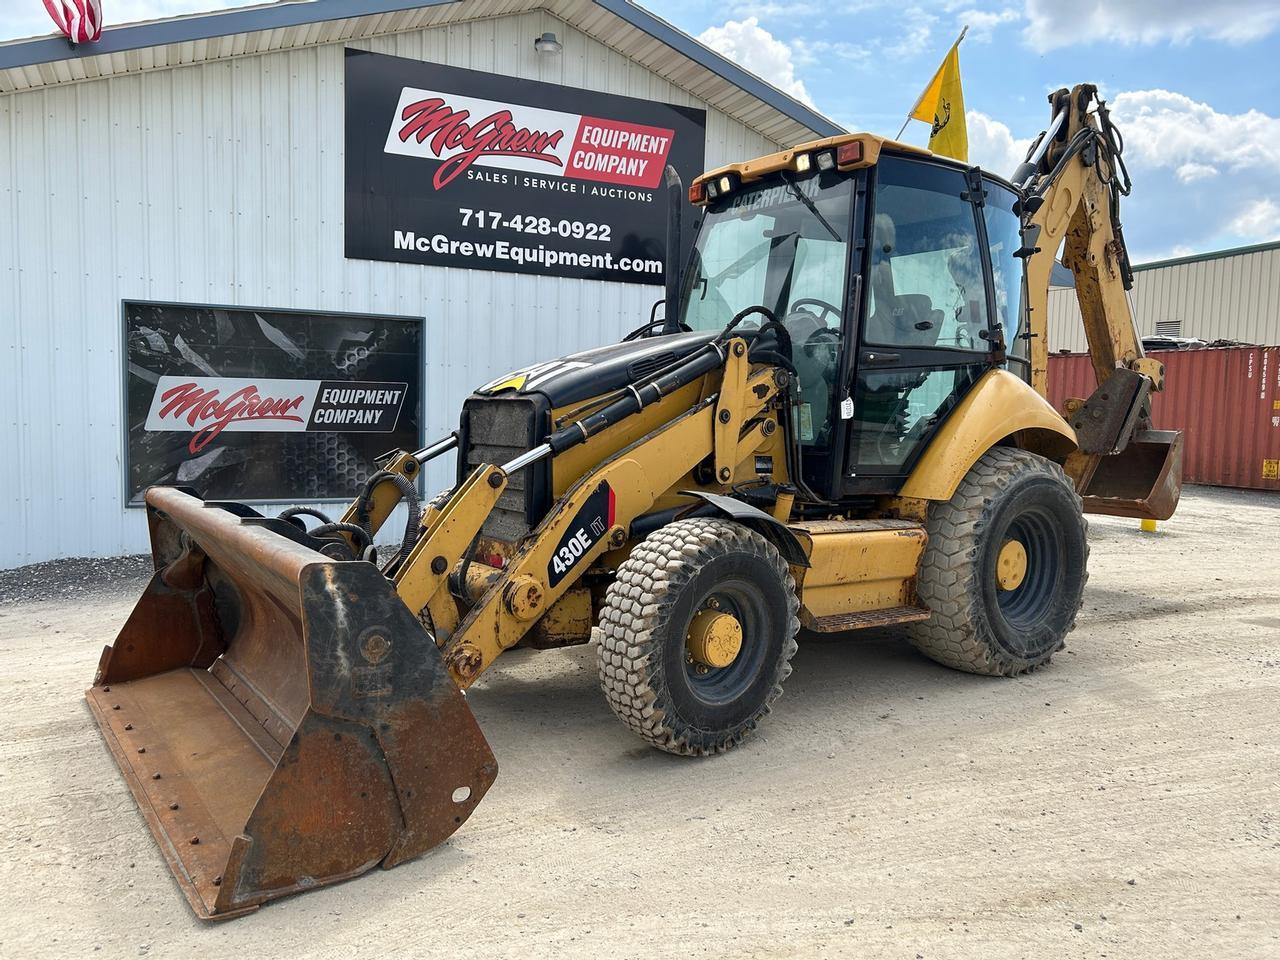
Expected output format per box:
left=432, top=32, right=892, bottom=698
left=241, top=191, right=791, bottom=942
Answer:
left=996, top=539, right=1028, bottom=591
left=686, top=609, right=744, bottom=669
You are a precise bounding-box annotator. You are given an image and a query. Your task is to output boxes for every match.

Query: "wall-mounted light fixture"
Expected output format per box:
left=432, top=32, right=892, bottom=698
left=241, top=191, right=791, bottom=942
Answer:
left=534, top=32, right=562, bottom=54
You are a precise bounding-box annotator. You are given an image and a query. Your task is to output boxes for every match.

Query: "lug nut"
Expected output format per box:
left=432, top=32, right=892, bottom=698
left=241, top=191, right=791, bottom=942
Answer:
left=152, top=773, right=162, bottom=780
left=123, top=723, right=133, bottom=730
left=189, top=837, right=200, bottom=845
left=169, top=803, right=180, bottom=811
left=137, top=747, right=146, bottom=754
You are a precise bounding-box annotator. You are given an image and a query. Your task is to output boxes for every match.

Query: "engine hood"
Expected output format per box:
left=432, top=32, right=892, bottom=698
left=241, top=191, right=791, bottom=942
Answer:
left=474, top=330, right=716, bottom=408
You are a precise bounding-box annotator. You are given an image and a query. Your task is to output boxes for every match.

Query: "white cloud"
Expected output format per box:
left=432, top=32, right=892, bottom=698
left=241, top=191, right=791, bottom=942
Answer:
left=1110, top=89, right=1280, bottom=175
left=969, top=90, right=1280, bottom=258
left=790, top=37, right=870, bottom=69
left=0, top=1, right=260, bottom=42
left=1226, top=198, right=1280, bottom=241
left=965, top=110, right=1033, bottom=177
left=698, top=17, right=814, bottom=106
left=884, top=6, right=938, bottom=59
left=956, top=8, right=1021, bottom=43
left=1175, top=162, right=1218, bottom=183
left=1023, top=0, right=1280, bottom=50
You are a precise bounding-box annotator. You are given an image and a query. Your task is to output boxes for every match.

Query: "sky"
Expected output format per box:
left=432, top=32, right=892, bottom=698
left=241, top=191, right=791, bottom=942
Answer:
left=4, top=0, right=1280, bottom=261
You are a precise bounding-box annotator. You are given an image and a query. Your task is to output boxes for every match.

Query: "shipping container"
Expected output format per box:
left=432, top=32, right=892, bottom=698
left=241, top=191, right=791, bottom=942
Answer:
left=1047, top=346, right=1280, bottom=491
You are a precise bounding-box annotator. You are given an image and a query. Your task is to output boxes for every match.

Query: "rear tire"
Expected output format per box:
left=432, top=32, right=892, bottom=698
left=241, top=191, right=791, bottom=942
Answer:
left=907, top=447, right=1089, bottom=676
left=595, top=518, right=799, bottom=756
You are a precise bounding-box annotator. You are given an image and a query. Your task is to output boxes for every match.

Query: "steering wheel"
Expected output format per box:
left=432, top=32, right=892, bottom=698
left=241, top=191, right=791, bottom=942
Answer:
left=789, top=297, right=843, bottom=326
left=802, top=326, right=841, bottom=358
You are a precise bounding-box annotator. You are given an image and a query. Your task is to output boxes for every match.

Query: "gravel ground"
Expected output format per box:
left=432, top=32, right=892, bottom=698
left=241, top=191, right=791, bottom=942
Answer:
left=0, top=484, right=1276, bottom=959
left=0, top=554, right=152, bottom=606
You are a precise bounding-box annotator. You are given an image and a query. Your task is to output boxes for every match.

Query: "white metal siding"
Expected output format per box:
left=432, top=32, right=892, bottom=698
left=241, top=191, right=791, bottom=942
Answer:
left=0, top=11, right=784, bottom=568
left=1047, top=244, right=1280, bottom=353
left=0, top=0, right=824, bottom=146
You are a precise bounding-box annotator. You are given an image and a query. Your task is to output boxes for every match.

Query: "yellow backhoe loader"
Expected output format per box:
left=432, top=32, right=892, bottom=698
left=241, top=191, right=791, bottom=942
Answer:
left=88, top=83, right=1181, bottom=919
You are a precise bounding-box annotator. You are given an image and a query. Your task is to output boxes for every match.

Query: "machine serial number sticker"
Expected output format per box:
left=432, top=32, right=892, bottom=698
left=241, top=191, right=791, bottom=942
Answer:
left=548, top=481, right=616, bottom=587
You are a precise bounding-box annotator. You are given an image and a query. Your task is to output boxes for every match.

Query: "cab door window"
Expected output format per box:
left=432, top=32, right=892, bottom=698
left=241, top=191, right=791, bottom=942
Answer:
left=865, top=163, right=989, bottom=351
left=983, top=183, right=1029, bottom=364
left=848, top=158, right=990, bottom=478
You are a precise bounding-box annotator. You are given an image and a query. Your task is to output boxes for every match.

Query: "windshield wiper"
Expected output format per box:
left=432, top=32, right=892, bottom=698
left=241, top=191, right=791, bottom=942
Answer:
left=781, top=173, right=840, bottom=241
left=712, top=235, right=791, bottom=283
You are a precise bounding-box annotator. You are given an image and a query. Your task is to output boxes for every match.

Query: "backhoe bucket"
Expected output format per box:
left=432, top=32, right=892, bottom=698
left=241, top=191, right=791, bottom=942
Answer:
left=1080, top=429, right=1183, bottom=521
left=86, top=487, right=497, bottom=920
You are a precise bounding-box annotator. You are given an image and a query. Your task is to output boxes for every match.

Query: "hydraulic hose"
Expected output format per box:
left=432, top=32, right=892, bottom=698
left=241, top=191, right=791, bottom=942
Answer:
left=277, top=506, right=373, bottom=555
left=278, top=505, right=334, bottom=525
left=309, top=521, right=372, bottom=551
left=354, top=470, right=422, bottom=567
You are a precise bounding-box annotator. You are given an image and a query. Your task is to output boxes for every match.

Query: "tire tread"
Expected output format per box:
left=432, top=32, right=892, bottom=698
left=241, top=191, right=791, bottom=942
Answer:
left=595, top=517, right=799, bottom=756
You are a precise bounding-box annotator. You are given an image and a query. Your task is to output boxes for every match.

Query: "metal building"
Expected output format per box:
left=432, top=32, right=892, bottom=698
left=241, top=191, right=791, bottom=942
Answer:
left=1048, top=240, right=1280, bottom=353
left=0, top=0, right=839, bottom=569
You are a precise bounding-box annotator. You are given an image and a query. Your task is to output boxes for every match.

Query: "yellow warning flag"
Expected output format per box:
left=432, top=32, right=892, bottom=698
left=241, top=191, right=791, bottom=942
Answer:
left=908, top=42, right=967, bottom=162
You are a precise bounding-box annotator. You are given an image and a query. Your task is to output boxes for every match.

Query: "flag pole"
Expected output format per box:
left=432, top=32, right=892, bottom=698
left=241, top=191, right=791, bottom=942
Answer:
left=895, top=24, right=969, bottom=140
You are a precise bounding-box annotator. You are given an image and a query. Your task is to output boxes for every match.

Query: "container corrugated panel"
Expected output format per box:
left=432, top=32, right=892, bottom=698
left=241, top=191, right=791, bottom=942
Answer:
left=1047, top=346, right=1280, bottom=491
left=0, top=11, right=788, bottom=568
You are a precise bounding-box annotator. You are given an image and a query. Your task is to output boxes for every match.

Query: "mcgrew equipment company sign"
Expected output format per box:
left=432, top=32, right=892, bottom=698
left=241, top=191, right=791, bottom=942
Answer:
left=124, top=302, right=422, bottom=503
left=344, top=49, right=707, bottom=283
left=145, top=378, right=408, bottom=454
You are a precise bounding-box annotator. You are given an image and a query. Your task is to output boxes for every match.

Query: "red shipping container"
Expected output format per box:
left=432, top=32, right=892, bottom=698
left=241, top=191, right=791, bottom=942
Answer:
left=1047, top=346, right=1280, bottom=492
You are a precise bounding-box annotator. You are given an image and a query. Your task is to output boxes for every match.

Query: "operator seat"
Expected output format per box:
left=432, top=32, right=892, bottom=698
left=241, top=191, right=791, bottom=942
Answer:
left=784, top=308, right=836, bottom=445
left=866, top=214, right=942, bottom=348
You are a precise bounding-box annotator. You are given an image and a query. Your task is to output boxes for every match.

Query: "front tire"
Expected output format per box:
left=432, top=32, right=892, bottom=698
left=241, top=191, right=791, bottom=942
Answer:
left=596, top=518, right=800, bottom=756
left=907, top=447, right=1089, bottom=676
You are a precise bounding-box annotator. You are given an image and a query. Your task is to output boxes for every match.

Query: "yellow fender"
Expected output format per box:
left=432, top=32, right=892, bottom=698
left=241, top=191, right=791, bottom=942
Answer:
left=899, top=369, right=1077, bottom=502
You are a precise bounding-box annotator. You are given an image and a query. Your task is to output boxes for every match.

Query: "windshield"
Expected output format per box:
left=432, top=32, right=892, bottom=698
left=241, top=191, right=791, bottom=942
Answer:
left=678, top=171, right=853, bottom=448
left=678, top=172, right=853, bottom=335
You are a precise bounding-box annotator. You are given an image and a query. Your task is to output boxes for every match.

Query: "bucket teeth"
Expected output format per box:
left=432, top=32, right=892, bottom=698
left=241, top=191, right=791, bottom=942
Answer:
left=86, top=486, right=497, bottom=920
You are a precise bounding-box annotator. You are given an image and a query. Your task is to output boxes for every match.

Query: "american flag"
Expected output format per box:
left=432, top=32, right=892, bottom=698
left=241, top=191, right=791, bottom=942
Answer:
left=43, top=0, right=103, bottom=44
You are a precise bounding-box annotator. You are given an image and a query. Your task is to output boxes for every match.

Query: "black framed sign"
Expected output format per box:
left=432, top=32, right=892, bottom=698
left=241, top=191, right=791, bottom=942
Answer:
left=123, top=301, right=423, bottom=504
left=344, top=49, right=707, bottom=284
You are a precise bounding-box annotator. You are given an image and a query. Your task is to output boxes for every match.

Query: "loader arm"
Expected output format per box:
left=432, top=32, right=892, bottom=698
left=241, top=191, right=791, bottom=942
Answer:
left=393, top=338, right=783, bottom=687
left=1017, top=84, right=1183, bottom=520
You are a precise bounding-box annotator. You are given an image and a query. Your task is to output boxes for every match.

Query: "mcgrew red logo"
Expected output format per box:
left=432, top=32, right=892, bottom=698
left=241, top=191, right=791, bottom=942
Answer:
left=397, top=97, right=565, bottom=189
left=156, top=381, right=307, bottom=454
left=385, top=87, right=675, bottom=191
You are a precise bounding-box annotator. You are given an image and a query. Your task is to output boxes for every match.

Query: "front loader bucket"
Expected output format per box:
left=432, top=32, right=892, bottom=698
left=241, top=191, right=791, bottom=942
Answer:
left=86, top=487, right=497, bottom=920
left=1080, top=429, right=1183, bottom=521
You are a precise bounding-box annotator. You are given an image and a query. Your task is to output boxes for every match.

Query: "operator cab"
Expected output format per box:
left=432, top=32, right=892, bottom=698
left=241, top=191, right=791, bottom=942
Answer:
left=673, top=147, right=1028, bottom=501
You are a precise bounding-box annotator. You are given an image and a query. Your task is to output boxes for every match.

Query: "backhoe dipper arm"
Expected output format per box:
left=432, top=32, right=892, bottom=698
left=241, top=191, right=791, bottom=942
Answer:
left=1015, top=84, right=1182, bottom=520
left=1018, top=84, right=1162, bottom=398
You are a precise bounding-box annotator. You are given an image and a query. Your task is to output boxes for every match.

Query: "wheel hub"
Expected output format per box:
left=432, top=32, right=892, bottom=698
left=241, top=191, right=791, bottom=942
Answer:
left=686, top=609, right=743, bottom=669
left=996, top=538, right=1028, bottom=591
